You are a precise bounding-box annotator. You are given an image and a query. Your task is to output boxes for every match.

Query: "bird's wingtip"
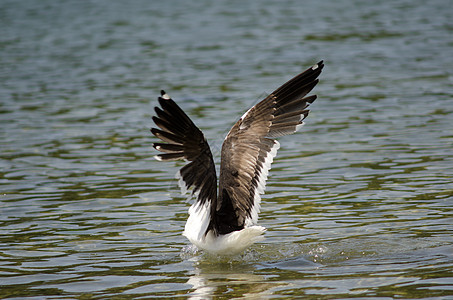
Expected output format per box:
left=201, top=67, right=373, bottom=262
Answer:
left=160, top=90, right=170, bottom=100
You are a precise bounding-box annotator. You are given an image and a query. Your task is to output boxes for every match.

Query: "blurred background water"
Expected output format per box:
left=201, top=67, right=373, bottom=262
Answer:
left=1, top=0, right=452, bottom=298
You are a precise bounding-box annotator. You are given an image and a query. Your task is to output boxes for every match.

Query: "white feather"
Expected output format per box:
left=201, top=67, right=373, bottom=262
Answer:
left=183, top=200, right=211, bottom=244
left=240, top=107, right=253, bottom=121
left=182, top=187, right=266, bottom=255
left=183, top=200, right=266, bottom=255
left=245, top=140, right=280, bottom=226
left=175, top=170, right=188, bottom=195
left=192, top=225, right=266, bottom=255
left=295, top=122, right=305, bottom=132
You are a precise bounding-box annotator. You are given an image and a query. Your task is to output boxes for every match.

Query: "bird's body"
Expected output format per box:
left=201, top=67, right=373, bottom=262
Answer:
left=151, top=61, right=324, bottom=255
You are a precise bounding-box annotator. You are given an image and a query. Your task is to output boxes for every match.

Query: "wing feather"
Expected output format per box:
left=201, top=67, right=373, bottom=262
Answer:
left=150, top=91, right=217, bottom=206
left=150, top=128, right=184, bottom=144
left=214, top=61, right=324, bottom=234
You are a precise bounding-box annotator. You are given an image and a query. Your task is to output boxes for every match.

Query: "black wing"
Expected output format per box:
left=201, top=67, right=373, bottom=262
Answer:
left=151, top=90, right=217, bottom=206
left=213, top=61, right=324, bottom=235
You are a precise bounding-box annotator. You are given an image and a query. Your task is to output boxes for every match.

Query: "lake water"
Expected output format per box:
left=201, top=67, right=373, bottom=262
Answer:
left=1, top=0, right=452, bottom=298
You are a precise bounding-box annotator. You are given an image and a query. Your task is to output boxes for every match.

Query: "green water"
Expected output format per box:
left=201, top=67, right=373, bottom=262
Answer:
left=1, top=0, right=452, bottom=298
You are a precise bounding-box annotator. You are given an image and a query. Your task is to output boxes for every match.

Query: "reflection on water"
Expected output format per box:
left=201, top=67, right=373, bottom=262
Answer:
left=185, top=246, right=318, bottom=299
left=1, top=0, right=453, bottom=298
left=187, top=259, right=271, bottom=299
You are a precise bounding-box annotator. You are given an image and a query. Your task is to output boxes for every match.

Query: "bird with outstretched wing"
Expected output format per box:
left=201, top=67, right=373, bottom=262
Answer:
left=151, top=61, right=324, bottom=254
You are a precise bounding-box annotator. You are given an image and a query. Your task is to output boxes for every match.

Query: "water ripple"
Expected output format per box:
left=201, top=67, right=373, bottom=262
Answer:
left=1, top=0, right=452, bottom=298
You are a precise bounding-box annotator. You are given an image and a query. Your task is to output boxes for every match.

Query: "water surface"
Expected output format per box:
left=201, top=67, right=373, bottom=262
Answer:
left=1, top=0, right=452, bottom=298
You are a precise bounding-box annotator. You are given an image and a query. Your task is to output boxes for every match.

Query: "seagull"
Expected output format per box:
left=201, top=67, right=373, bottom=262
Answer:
left=151, top=61, right=324, bottom=255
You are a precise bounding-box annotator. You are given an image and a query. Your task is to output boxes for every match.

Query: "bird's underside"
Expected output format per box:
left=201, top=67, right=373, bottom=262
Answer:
left=151, top=61, right=324, bottom=253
